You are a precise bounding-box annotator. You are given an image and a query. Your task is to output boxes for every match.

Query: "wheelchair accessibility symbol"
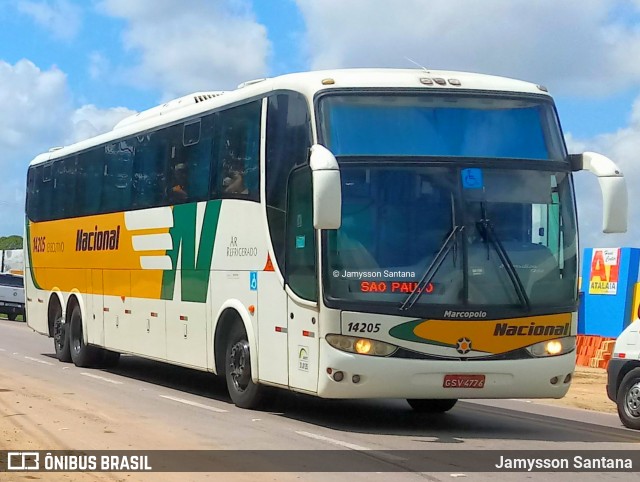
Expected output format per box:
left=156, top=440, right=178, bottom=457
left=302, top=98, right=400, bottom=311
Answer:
left=250, top=272, right=258, bottom=291
left=461, top=168, right=483, bottom=189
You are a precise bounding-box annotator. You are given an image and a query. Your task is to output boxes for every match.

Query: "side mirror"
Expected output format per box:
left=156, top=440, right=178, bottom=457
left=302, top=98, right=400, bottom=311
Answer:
left=571, top=152, right=627, bottom=233
left=309, top=144, right=342, bottom=229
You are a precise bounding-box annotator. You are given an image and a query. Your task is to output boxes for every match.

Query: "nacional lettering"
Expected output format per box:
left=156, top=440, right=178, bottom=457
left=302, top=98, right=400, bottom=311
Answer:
left=76, top=226, right=121, bottom=252
left=493, top=322, right=570, bottom=337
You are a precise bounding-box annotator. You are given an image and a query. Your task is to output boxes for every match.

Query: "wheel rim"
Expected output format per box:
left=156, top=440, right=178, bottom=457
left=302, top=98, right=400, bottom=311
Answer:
left=229, top=340, right=251, bottom=393
left=625, top=381, right=640, bottom=418
left=71, top=314, right=82, bottom=355
left=53, top=316, right=65, bottom=351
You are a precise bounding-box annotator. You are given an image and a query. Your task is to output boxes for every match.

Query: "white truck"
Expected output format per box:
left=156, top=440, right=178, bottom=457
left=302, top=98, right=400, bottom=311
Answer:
left=607, top=316, right=640, bottom=429
left=0, top=273, right=25, bottom=321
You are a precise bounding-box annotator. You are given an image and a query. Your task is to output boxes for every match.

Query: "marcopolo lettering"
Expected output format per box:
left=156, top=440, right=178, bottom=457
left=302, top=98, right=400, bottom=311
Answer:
left=443, top=310, right=487, bottom=318
left=76, top=226, right=121, bottom=252
left=493, top=322, right=570, bottom=337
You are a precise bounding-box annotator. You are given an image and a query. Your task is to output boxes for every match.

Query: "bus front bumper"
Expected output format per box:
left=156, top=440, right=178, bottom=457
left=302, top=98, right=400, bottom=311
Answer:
left=317, top=339, right=574, bottom=400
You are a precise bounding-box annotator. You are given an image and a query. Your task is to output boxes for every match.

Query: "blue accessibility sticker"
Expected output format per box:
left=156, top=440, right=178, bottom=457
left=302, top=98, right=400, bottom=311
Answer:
left=461, top=168, right=483, bottom=189
left=249, top=271, right=258, bottom=291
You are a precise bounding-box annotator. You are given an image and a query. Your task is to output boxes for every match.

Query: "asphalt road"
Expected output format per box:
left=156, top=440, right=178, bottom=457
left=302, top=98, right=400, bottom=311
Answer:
left=1, top=318, right=639, bottom=481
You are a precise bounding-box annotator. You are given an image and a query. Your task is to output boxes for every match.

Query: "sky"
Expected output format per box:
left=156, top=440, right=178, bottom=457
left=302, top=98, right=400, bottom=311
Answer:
left=0, top=0, right=639, bottom=251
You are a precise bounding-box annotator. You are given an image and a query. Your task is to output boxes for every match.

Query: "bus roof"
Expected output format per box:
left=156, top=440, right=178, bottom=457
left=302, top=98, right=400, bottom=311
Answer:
left=28, top=68, right=551, bottom=167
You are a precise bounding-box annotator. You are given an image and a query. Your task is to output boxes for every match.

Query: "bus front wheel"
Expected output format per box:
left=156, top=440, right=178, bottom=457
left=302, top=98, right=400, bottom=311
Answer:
left=225, top=324, right=263, bottom=409
left=617, top=368, right=640, bottom=430
left=407, top=399, right=458, bottom=413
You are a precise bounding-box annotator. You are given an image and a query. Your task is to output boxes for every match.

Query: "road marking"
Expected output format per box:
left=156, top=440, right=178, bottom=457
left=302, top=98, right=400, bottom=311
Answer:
left=295, top=431, right=370, bottom=451
left=24, top=356, right=53, bottom=365
left=159, top=395, right=228, bottom=413
left=80, top=372, right=123, bottom=385
left=0, top=348, right=5, bottom=351
left=295, top=431, right=406, bottom=462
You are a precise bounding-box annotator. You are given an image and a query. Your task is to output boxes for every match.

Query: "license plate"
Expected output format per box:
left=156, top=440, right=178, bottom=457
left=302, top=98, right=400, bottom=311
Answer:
left=443, top=374, right=485, bottom=388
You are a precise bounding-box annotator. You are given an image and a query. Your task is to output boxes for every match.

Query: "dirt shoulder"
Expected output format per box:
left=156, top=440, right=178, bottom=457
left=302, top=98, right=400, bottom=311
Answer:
left=535, top=365, right=616, bottom=414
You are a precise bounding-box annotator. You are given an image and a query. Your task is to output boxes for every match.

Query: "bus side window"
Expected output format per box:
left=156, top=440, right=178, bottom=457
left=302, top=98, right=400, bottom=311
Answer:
left=213, top=101, right=261, bottom=200
left=77, top=149, right=104, bottom=217
left=133, top=130, right=168, bottom=209
left=102, top=140, right=134, bottom=213
left=285, top=167, right=317, bottom=301
left=181, top=115, right=214, bottom=203
left=52, top=157, right=77, bottom=220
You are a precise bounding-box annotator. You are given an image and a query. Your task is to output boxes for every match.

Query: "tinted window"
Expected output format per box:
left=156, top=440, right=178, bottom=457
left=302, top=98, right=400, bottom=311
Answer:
left=285, top=167, right=316, bottom=301
left=266, top=93, right=312, bottom=273
left=133, top=130, right=169, bottom=208
left=214, top=101, right=261, bottom=200
left=319, top=94, right=565, bottom=160
left=76, top=149, right=104, bottom=216
left=102, top=140, right=134, bottom=212
left=167, top=115, right=215, bottom=205
left=0, top=274, right=23, bottom=287
left=52, top=156, right=77, bottom=219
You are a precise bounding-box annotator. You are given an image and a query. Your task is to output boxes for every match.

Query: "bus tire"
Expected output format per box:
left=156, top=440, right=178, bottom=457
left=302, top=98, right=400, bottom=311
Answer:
left=617, top=368, right=640, bottom=430
left=69, top=304, right=98, bottom=368
left=225, top=323, right=263, bottom=409
left=407, top=399, right=458, bottom=413
left=52, top=304, right=71, bottom=362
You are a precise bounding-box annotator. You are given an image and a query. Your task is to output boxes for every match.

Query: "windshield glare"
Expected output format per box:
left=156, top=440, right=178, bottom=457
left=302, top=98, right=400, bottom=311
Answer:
left=324, top=166, right=578, bottom=314
left=319, top=93, right=566, bottom=160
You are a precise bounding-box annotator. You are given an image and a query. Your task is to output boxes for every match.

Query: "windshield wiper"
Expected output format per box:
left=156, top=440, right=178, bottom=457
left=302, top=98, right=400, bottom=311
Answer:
left=476, top=219, right=531, bottom=311
left=399, top=225, right=463, bottom=311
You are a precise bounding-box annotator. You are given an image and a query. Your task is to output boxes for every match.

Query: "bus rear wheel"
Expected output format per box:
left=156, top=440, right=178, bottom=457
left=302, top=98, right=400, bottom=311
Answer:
left=225, top=324, right=263, bottom=409
left=617, top=368, right=640, bottom=430
left=52, top=304, right=71, bottom=362
left=69, top=305, right=99, bottom=368
left=407, top=399, right=458, bottom=413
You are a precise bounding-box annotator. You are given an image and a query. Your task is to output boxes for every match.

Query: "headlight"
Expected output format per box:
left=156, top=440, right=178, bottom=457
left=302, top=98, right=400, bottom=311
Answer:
left=326, top=334, right=398, bottom=357
left=525, top=336, right=575, bottom=357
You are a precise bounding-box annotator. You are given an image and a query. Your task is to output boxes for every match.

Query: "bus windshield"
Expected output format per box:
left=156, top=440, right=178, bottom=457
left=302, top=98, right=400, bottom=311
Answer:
left=318, top=92, right=566, bottom=160
left=324, top=165, right=577, bottom=315
left=319, top=92, right=577, bottom=316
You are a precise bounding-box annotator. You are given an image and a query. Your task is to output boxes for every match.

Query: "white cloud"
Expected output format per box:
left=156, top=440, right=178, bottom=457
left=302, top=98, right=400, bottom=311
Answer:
left=69, top=104, right=135, bottom=143
left=16, top=0, right=82, bottom=41
left=294, top=0, right=640, bottom=96
left=0, top=59, right=135, bottom=235
left=88, top=51, right=109, bottom=80
left=99, top=0, right=271, bottom=99
left=567, top=96, right=640, bottom=249
left=0, top=59, right=71, bottom=158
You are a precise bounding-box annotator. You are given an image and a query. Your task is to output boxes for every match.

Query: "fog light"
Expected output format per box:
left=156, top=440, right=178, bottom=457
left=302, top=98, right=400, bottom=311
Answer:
left=333, top=371, right=344, bottom=382
left=355, top=339, right=372, bottom=355
left=564, top=373, right=572, bottom=384
left=550, top=376, right=559, bottom=385
left=352, top=374, right=360, bottom=384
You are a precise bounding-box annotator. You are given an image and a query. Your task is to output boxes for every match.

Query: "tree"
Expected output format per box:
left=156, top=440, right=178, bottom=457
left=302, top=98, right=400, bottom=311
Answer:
left=0, top=236, right=23, bottom=250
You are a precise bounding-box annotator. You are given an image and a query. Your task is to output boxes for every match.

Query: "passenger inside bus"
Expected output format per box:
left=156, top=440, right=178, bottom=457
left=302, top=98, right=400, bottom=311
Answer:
left=223, top=158, right=249, bottom=195
left=169, top=163, right=188, bottom=203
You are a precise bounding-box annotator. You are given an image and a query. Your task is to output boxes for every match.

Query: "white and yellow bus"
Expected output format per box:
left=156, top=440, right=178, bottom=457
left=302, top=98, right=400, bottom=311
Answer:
left=25, top=69, right=627, bottom=411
